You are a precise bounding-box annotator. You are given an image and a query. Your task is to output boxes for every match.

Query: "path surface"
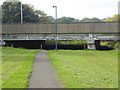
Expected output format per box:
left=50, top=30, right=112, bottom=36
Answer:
left=28, top=51, right=64, bottom=88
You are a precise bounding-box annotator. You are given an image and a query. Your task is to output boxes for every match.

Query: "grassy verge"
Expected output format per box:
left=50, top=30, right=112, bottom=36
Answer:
left=2, top=47, right=39, bottom=88
left=46, top=40, right=87, bottom=45
left=101, top=40, right=120, bottom=49
left=48, top=50, right=118, bottom=88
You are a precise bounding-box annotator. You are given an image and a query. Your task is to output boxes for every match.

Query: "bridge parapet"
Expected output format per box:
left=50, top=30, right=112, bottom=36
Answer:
left=1, top=22, right=118, bottom=34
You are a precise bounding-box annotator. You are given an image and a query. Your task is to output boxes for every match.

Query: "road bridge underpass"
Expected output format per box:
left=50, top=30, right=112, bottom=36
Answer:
left=0, top=22, right=119, bottom=49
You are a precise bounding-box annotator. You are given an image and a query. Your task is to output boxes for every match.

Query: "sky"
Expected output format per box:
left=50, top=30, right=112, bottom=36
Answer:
left=0, top=0, right=119, bottom=20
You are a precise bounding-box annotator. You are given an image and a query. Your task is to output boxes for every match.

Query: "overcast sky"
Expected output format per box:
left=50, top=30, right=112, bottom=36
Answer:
left=0, top=0, right=119, bottom=20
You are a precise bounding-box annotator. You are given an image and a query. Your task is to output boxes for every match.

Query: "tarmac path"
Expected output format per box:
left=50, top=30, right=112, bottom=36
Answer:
left=28, top=51, right=64, bottom=88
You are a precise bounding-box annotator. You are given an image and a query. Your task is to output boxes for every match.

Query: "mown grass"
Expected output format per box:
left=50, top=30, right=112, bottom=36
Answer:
left=48, top=50, right=118, bottom=88
left=2, top=47, right=39, bottom=88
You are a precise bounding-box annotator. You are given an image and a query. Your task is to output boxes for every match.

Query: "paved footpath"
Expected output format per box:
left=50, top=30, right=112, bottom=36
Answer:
left=28, top=51, right=64, bottom=88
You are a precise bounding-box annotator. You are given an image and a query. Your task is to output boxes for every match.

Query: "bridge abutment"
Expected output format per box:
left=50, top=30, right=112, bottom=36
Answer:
left=87, top=34, right=96, bottom=49
left=87, top=40, right=101, bottom=50
left=87, top=43, right=96, bottom=49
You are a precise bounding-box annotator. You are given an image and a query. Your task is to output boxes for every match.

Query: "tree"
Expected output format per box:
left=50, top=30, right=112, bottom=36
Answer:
left=103, top=14, right=120, bottom=22
left=53, top=17, right=80, bottom=23
left=6, top=0, right=19, bottom=2
left=80, top=17, right=101, bottom=22
left=2, top=2, right=21, bottom=23
left=91, top=17, right=101, bottom=22
left=47, top=16, right=55, bottom=21
left=80, top=17, right=90, bottom=22
left=2, top=1, right=50, bottom=23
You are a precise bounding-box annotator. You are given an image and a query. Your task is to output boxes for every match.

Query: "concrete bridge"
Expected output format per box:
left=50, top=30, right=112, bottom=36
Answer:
left=0, top=22, right=119, bottom=49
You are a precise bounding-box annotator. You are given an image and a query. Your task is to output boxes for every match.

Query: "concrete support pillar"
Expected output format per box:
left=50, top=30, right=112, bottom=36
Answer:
left=11, top=44, right=14, bottom=48
left=40, top=44, right=42, bottom=49
left=0, top=40, right=5, bottom=46
left=87, top=34, right=96, bottom=49
left=87, top=43, right=96, bottom=49
left=87, top=40, right=101, bottom=50
left=40, top=40, right=45, bottom=49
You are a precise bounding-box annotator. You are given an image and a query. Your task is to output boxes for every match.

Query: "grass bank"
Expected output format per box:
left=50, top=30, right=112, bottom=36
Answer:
left=2, top=47, right=39, bottom=88
left=46, top=40, right=87, bottom=45
left=101, top=40, right=120, bottom=49
left=48, top=50, right=118, bottom=88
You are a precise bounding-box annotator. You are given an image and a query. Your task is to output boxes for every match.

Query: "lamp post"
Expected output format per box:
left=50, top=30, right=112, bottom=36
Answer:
left=52, top=6, right=57, bottom=50
left=21, top=0, right=23, bottom=23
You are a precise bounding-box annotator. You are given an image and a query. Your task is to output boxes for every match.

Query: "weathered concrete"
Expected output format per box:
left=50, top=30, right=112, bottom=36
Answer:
left=28, top=51, right=64, bottom=88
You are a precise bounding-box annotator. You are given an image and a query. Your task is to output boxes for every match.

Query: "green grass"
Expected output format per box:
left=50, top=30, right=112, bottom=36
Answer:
left=48, top=50, right=118, bottom=88
left=2, top=47, right=39, bottom=88
left=46, top=40, right=87, bottom=45
left=101, top=40, right=120, bottom=49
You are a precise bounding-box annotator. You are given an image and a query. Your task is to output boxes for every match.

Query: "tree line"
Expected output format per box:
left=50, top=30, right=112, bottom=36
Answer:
left=1, top=0, right=119, bottom=23
left=2, top=0, right=50, bottom=23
